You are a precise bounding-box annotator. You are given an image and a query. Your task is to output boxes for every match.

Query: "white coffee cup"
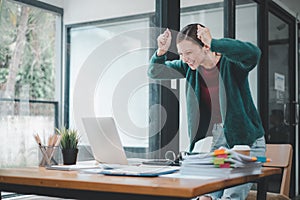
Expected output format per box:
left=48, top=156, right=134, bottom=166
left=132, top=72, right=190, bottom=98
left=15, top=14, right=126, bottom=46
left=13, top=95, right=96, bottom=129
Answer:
left=232, top=145, right=251, bottom=156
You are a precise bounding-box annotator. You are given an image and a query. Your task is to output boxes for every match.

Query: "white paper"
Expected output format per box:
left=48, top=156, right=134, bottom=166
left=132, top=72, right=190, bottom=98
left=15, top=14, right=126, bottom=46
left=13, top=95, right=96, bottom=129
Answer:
left=274, top=73, right=285, bottom=92
left=46, top=160, right=100, bottom=171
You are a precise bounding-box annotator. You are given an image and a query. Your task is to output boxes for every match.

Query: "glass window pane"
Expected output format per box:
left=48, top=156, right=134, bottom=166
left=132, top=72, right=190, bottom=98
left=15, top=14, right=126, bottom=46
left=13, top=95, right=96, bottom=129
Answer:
left=236, top=0, right=258, bottom=106
left=69, top=17, right=150, bottom=156
left=0, top=0, right=62, bottom=167
left=268, top=12, right=290, bottom=144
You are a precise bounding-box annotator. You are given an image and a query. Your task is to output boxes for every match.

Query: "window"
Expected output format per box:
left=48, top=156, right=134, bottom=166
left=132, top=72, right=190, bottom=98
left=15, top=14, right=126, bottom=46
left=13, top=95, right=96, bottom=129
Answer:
left=0, top=0, right=62, bottom=167
left=236, top=0, right=258, bottom=105
left=67, top=15, right=152, bottom=159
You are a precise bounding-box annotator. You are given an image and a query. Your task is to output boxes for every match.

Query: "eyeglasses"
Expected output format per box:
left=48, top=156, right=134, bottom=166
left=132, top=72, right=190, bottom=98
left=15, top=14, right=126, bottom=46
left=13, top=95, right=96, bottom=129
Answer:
left=163, top=150, right=199, bottom=166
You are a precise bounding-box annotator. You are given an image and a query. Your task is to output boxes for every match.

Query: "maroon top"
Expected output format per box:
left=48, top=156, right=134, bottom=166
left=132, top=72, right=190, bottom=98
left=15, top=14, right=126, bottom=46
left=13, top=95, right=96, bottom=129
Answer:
left=199, top=62, right=222, bottom=128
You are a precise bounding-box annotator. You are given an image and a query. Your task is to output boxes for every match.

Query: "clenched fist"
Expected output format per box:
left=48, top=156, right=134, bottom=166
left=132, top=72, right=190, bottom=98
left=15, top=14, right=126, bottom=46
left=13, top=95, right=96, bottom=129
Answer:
left=157, top=28, right=172, bottom=56
left=196, top=25, right=212, bottom=49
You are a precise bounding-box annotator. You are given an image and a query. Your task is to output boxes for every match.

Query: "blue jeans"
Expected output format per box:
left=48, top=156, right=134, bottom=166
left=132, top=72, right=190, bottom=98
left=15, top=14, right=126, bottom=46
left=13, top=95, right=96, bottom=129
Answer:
left=205, top=123, right=266, bottom=200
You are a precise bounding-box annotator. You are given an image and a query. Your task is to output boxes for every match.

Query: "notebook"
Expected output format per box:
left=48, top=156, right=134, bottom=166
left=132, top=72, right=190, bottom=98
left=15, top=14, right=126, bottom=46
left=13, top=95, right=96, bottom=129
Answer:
left=81, top=117, right=179, bottom=176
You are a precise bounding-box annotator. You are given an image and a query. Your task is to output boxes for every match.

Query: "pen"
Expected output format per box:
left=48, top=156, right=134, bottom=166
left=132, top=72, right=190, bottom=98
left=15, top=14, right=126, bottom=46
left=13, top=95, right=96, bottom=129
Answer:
left=34, top=134, right=51, bottom=166
left=256, top=156, right=271, bottom=163
left=48, top=134, right=61, bottom=165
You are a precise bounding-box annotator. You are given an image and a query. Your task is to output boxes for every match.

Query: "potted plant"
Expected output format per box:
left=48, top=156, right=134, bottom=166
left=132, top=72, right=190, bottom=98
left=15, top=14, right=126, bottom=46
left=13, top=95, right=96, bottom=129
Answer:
left=56, top=126, right=80, bottom=165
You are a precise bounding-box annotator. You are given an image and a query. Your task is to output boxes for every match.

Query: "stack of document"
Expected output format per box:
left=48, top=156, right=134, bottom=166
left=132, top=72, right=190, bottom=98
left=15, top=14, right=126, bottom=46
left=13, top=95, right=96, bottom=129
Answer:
left=180, top=148, right=269, bottom=178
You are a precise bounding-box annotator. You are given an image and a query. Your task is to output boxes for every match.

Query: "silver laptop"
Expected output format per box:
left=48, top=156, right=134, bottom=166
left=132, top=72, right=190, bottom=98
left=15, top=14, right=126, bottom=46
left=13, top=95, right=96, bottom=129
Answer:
left=81, top=117, right=179, bottom=176
left=82, top=117, right=128, bottom=165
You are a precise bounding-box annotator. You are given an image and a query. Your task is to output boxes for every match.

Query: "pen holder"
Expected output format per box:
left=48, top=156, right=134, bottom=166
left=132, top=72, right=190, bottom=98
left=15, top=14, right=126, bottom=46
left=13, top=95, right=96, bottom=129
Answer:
left=39, top=146, right=61, bottom=167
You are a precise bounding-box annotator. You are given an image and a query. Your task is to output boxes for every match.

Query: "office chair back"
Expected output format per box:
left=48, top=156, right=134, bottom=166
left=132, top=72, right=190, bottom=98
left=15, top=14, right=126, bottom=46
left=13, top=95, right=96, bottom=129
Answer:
left=246, top=143, right=293, bottom=200
left=263, top=144, right=293, bottom=197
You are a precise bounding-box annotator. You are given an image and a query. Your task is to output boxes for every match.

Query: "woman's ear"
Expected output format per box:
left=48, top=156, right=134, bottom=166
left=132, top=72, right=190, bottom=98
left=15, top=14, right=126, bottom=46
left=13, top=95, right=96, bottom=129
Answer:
left=203, top=44, right=210, bottom=52
left=203, top=45, right=210, bottom=54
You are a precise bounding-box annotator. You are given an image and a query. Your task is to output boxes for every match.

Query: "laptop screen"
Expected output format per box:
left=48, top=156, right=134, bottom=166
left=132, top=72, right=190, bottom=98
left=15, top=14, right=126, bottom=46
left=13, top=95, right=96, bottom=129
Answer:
left=82, top=117, right=128, bottom=165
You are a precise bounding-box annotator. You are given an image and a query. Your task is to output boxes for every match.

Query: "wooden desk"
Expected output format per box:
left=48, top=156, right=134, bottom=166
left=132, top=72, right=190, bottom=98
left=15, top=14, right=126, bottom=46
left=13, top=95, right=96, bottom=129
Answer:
left=0, top=167, right=281, bottom=200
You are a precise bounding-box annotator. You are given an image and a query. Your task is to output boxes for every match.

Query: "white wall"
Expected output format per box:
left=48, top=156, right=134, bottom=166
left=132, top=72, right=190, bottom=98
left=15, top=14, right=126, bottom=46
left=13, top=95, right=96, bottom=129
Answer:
left=40, top=0, right=299, bottom=30
left=38, top=0, right=155, bottom=24
left=63, top=0, right=155, bottom=24
left=181, top=0, right=222, bottom=8
left=38, top=0, right=63, bottom=8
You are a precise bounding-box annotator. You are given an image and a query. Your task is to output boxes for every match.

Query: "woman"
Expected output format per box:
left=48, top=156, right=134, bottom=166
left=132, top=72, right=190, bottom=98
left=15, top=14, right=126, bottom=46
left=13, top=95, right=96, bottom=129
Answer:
left=148, top=23, right=266, bottom=200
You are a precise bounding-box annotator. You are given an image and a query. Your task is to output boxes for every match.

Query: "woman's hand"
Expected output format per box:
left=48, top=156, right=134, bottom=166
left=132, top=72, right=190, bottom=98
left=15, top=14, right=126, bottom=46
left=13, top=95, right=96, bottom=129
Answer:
left=197, top=25, right=212, bottom=50
left=157, top=28, right=172, bottom=56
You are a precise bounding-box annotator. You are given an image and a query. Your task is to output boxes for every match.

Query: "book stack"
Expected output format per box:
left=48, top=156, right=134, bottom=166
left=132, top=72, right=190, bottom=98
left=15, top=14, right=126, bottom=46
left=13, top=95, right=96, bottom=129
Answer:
left=180, top=147, right=270, bottom=178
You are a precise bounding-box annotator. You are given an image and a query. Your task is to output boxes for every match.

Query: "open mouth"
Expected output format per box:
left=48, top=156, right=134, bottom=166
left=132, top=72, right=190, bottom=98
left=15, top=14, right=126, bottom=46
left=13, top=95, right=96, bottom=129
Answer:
left=187, top=61, right=197, bottom=69
left=187, top=61, right=194, bottom=67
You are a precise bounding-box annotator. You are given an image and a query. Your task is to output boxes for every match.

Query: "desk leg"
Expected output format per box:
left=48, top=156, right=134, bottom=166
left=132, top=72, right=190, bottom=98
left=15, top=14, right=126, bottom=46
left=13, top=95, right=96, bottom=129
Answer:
left=256, top=177, right=267, bottom=200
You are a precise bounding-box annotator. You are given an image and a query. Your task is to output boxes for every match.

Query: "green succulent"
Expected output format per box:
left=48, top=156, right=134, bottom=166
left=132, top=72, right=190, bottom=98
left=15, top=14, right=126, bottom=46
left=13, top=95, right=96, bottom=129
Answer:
left=56, top=126, right=80, bottom=150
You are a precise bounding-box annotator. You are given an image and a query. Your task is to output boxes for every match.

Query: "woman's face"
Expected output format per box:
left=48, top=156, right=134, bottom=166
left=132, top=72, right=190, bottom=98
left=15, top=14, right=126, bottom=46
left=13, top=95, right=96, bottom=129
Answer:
left=177, top=40, right=204, bottom=70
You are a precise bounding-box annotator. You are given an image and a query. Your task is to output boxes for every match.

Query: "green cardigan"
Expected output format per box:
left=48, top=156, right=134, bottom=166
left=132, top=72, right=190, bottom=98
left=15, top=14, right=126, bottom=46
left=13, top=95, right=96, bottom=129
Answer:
left=148, top=38, right=265, bottom=152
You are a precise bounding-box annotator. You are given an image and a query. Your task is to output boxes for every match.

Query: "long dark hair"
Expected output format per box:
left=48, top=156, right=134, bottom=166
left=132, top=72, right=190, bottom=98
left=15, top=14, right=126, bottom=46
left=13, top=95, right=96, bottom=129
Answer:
left=176, top=23, right=205, bottom=47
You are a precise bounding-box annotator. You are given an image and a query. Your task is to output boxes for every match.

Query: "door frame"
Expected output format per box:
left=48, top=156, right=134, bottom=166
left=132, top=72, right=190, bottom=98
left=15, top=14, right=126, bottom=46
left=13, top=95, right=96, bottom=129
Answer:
left=258, top=0, right=297, bottom=197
